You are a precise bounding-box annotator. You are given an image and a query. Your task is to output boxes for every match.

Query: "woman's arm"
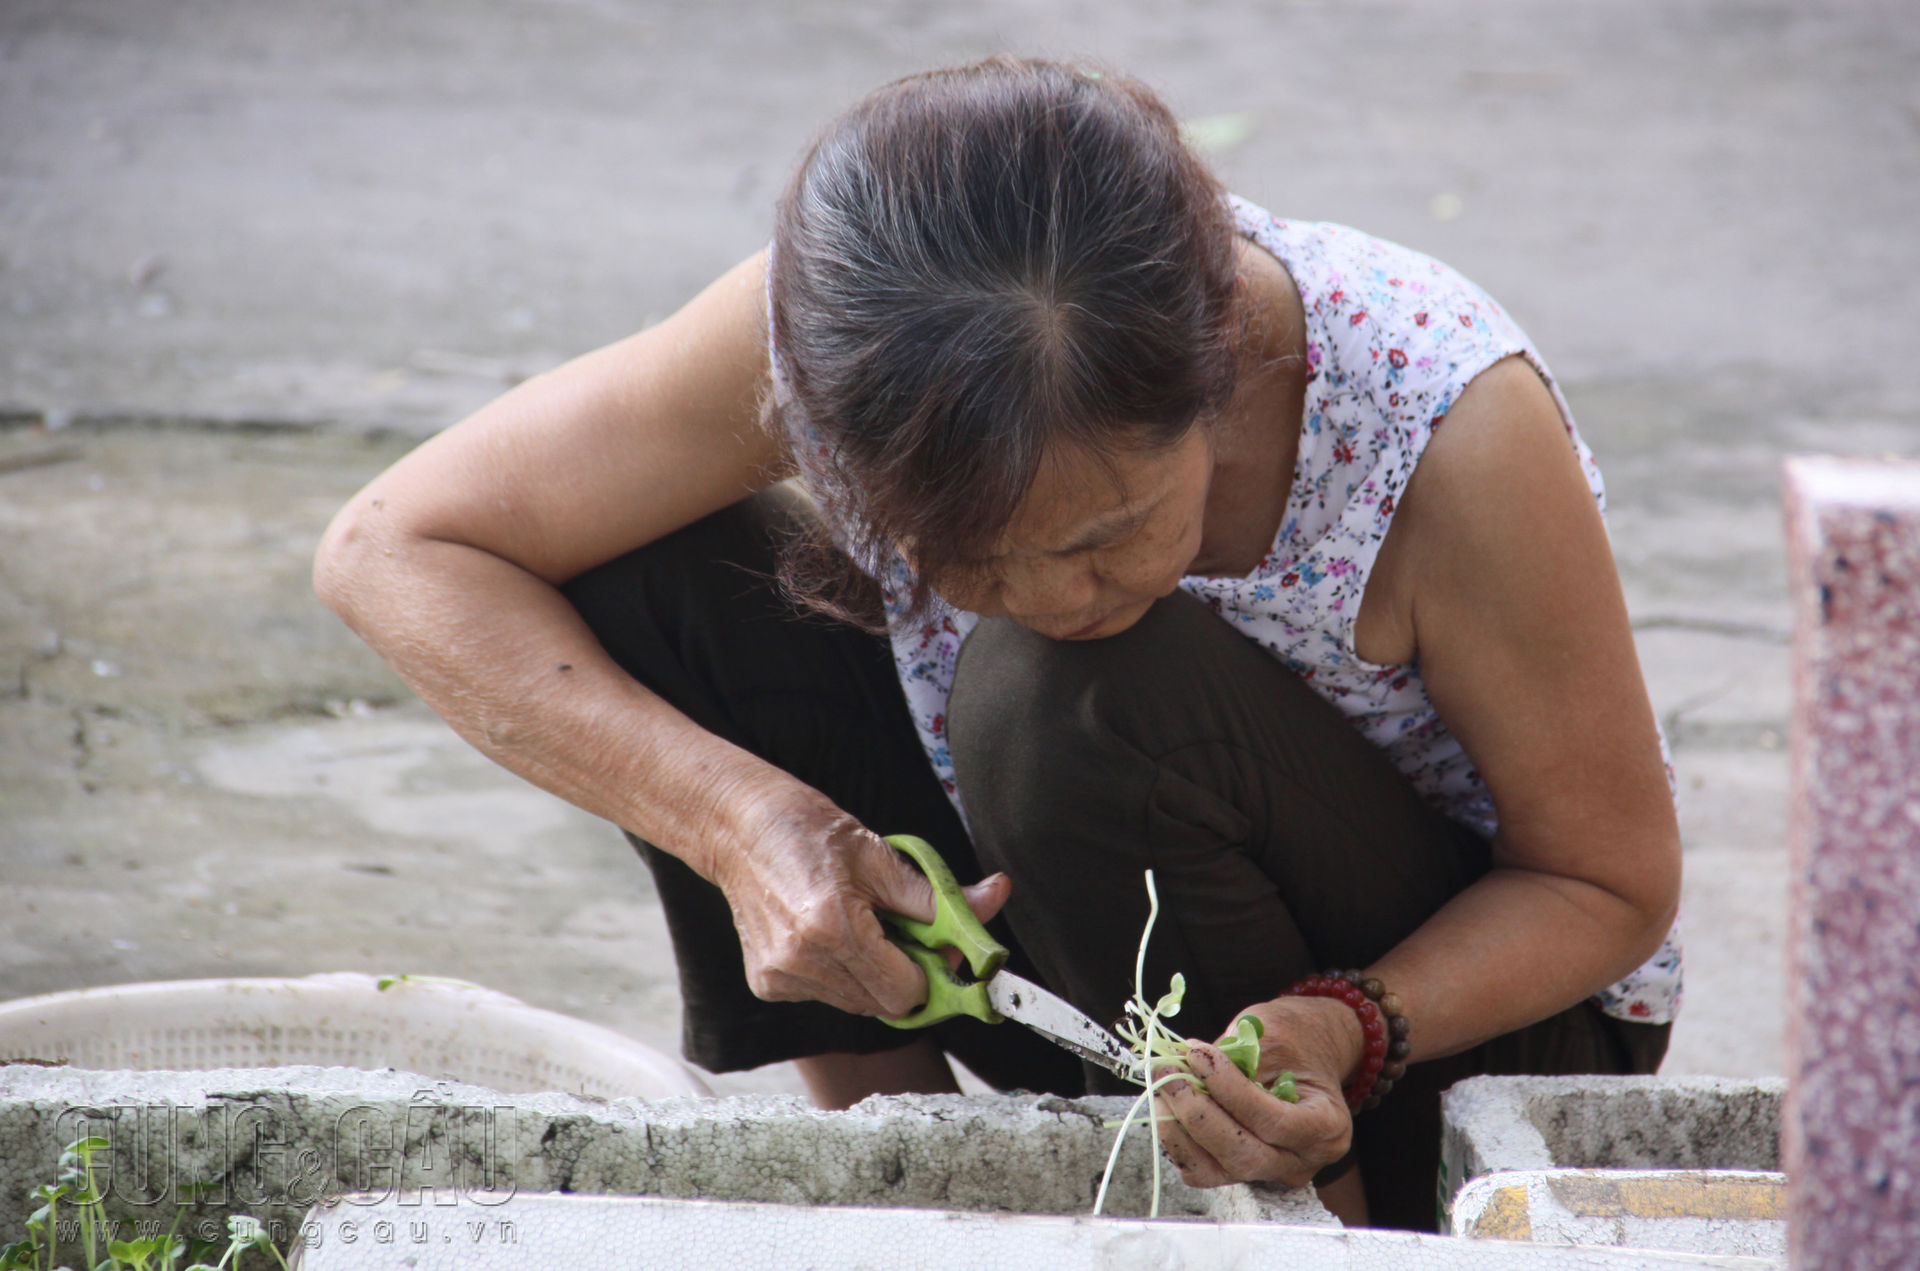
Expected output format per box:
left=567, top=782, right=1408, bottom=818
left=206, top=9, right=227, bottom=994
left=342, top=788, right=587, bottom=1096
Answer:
left=1154, top=356, right=1680, bottom=1187
left=313, top=251, right=966, bottom=1019
left=1361, top=356, right=1680, bottom=1058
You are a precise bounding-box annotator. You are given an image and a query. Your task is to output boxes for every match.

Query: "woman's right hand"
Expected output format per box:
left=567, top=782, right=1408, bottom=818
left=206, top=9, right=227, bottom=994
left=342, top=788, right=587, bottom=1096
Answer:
left=713, top=783, right=1011, bottom=1019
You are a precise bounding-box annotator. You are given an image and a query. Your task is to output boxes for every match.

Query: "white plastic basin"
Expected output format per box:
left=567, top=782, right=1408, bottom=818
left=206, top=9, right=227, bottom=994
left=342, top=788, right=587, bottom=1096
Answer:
left=0, top=972, right=710, bottom=1099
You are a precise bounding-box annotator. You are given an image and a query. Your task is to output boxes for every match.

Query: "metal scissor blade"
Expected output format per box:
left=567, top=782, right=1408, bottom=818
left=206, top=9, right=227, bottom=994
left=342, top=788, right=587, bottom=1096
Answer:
left=986, top=971, right=1137, bottom=1080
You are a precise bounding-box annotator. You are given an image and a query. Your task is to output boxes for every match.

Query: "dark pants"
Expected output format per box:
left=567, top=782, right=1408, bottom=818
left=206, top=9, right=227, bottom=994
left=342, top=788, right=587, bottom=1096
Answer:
left=948, top=597, right=1669, bottom=1228
left=561, top=489, right=1667, bottom=1230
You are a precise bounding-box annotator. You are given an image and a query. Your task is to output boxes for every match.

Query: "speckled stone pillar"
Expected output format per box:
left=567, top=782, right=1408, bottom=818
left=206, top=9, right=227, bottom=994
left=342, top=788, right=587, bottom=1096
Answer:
left=1783, top=457, right=1920, bottom=1271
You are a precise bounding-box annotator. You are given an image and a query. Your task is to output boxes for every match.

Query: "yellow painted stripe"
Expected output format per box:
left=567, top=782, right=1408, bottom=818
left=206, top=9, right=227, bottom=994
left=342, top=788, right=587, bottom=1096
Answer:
left=1465, top=1185, right=1534, bottom=1241
left=1545, top=1173, right=1786, bottom=1220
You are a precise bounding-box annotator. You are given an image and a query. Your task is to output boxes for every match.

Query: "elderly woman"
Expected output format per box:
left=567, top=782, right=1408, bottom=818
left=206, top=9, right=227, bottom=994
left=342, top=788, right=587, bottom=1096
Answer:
left=314, top=57, right=1680, bottom=1229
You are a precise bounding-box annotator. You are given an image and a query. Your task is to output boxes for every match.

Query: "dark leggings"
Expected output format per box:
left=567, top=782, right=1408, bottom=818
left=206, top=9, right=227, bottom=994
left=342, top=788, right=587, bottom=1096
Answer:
left=561, top=489, right=1667, bottom=1230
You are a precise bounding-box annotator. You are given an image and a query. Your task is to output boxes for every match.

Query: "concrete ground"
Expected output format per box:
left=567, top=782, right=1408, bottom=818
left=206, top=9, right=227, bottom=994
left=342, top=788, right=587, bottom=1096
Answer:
left=3, top=0, right=1916, bottom=1097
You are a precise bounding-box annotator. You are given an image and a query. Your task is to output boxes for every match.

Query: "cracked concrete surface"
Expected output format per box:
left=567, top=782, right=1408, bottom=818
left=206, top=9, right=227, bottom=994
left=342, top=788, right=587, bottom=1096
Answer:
left=4, top=0, right=1918, bottom=1103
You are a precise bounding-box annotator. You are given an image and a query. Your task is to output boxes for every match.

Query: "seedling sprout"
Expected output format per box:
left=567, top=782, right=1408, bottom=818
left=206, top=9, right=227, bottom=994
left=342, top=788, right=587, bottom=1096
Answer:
left=1092, top=870, right=1298, bottom=1217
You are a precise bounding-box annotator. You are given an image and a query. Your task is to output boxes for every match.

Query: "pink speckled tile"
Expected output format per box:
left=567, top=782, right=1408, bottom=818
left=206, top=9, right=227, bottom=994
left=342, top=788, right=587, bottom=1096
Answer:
left=1783, top=457, right=1920, bottom=1271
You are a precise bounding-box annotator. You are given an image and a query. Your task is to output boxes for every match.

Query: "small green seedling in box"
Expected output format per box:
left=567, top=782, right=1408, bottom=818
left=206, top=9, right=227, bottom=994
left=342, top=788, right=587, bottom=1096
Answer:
left=1, top=1138, right=286, bottom=1271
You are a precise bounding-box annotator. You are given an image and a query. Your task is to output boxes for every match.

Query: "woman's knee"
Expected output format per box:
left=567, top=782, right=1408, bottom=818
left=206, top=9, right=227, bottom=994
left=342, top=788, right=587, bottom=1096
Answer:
left=947, top=593, right=1213, bottom=788
left=943, top=595, right=1279, bottom=906
left=947, top=619, right=1133, bottom=842
left=948, top=618, right=1094, bottom=779
left=946, top=591, right=1309, bottom=834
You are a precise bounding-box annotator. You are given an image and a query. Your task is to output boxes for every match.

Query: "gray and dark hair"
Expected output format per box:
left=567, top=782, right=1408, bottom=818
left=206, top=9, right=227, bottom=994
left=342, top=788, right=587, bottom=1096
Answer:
left=767, top=56, right=1242, bottom=628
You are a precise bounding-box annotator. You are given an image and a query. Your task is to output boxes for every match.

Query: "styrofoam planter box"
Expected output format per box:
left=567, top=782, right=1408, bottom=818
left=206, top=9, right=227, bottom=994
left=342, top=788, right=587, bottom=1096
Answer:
left=284, top=1192, right=1782, bottom=1270
left=0, top=1066, right=1331, bottom=1254
left=1441, top=1075, right=1782, bottom=1190
left=1451, top=1169, right=1784, bottom=1260
left=1439, top=1076, right=1785, bottom=1260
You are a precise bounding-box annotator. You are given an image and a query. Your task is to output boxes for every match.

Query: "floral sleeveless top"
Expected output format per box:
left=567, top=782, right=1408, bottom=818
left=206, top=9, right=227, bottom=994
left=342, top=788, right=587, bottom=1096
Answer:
left=788, top=196, right=1682, bottom=1026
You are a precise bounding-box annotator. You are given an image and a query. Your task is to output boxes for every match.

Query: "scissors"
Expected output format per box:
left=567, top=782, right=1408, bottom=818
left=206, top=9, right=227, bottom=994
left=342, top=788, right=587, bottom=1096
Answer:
left=876, top=834, right=1136, bottom=1080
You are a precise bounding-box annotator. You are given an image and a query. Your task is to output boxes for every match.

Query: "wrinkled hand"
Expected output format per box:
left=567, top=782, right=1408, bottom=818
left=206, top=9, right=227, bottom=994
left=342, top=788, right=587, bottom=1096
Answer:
left=1150, top=996, right=1363, bottom=1189
left=713, top=785, right=1009, bottom=1019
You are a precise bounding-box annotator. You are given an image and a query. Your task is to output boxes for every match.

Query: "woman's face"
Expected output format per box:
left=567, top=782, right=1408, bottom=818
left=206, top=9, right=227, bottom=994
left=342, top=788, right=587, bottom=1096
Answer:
left=932, top=428, right=1215, bottom=640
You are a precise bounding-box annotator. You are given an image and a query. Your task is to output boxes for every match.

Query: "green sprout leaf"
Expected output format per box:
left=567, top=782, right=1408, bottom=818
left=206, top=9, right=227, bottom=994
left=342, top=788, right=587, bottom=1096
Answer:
left=1217, top=1013, right=1265, bottom=1081
left=1153, top=973, right=1186, bottom=1019
left=376, top=973, right=479, bottom=993
left=1267, top=1071, right=1300, bottom=1103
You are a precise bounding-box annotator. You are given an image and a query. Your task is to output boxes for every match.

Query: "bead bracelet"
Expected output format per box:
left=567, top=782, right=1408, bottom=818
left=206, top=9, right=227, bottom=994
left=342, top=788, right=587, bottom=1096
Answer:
left=1282, top=970, right=1411, bottom=1112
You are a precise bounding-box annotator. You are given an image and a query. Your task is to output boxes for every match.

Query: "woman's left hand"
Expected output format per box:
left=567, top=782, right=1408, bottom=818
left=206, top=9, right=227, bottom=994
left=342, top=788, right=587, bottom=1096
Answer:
left=1149, top=996, right=1362, bottom=1188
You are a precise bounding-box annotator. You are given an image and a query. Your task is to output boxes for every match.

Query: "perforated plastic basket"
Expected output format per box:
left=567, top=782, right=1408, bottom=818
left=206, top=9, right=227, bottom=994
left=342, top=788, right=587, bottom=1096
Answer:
left=0, top=972, right=710, bottom=1099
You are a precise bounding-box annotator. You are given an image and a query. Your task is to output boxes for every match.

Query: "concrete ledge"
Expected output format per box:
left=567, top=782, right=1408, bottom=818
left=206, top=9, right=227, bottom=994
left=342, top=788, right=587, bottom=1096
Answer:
left=1452, top=1170, right=1785, bottom=1260
left=286, top=1192, right=1783, bottom=1270
left=0, top=1065, right=1330, bottom=1240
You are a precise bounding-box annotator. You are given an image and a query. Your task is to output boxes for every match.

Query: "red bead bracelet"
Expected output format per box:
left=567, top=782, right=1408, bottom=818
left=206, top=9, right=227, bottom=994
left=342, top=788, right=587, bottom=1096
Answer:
left=1282, top=970, right=1410, bottom=1113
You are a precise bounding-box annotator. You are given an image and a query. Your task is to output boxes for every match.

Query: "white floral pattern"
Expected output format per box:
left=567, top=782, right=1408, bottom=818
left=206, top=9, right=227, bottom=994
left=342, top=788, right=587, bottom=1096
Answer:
left=813, top=198, right=1681, bottom=1026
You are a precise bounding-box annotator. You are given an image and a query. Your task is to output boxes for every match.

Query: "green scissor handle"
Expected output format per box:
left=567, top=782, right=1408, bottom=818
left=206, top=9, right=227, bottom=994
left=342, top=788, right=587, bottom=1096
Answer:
left=878, top=834, right=1008, bottom=1030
